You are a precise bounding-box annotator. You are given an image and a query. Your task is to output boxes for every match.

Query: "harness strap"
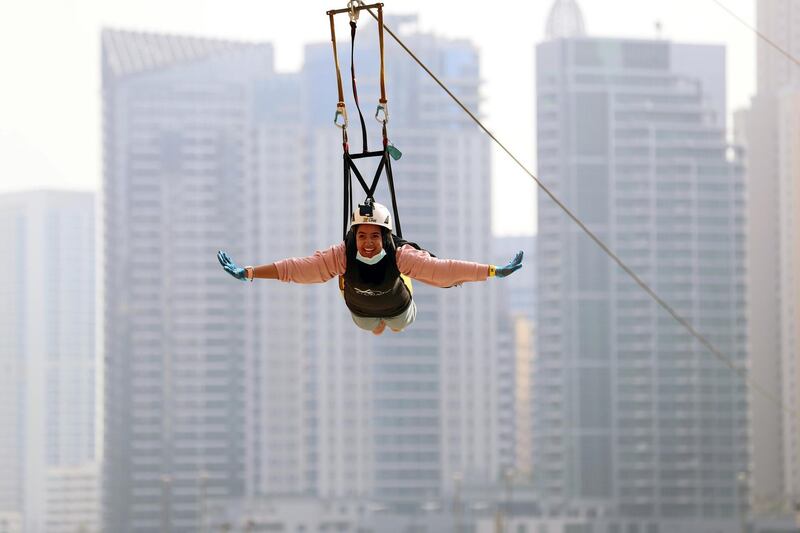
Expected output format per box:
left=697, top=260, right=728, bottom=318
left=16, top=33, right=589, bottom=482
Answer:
left=345, top=153, right=383, bottom=199
left=328, top=13, right=348, bottom=132
left=377, top=5, right=387, bottom=106
left=384, top=151, right=403, bottom=238
left=343, top=152, right=351, bottom=239
left=349, top=20, right=369, bottom=153
left=330, top=3, right=400, bottom=238
left=343, top=151, right=402, bottom=239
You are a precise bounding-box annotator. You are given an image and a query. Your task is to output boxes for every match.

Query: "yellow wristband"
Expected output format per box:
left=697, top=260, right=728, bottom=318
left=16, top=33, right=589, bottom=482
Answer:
left=488, top=265, right=496, bottom=277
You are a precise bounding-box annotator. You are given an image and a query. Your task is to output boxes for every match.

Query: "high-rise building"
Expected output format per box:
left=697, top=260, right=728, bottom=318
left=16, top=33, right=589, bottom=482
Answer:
left=104, top=21, right=504, bottom=527
left=102, top=30, right=282, bottom=531
left=495, top=235, right=537, bottom=480
left=495, top=235, right=537, bottom=323
left=302, top=18, right=500, bottom=507
left=738, top=0, right=800, bottom=516
left=45, top=465, right=101, bottom=533
left=0, top=190, right=97, bottom=533
left=535, top=2, right=747, bottom=530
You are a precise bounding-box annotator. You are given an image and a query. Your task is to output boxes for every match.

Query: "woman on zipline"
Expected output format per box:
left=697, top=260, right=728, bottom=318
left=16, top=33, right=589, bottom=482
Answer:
left=217, top=200, right=523, bottom=335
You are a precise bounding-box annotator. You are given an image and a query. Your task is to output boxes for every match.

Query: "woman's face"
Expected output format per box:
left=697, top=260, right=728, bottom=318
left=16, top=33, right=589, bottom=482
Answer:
left=355, top=224, right=383, bottom=258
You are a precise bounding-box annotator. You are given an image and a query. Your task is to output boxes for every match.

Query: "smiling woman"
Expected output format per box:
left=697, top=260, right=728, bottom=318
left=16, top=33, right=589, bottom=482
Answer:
left=217, top=0, right=522, bottom=335
left=217, top=199, right=524, bottom=335
left=214, top=2, right=525, bottom=334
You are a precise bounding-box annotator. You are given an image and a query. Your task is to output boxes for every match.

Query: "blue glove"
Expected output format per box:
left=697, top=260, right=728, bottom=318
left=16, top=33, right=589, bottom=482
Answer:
left=495, top=250, right=524, bottom=278
left=217, top=250, right=247, bottom=281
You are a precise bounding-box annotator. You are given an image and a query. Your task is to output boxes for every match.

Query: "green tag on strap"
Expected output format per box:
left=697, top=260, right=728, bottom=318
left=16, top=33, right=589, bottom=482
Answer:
left=387, top=144, right=402, bottom=161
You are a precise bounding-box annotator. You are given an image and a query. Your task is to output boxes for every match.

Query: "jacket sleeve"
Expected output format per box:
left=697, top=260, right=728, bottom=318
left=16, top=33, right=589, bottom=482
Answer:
left=396, top=245, right=489, bottom=287
left=273, top=242, right=347, bottom=283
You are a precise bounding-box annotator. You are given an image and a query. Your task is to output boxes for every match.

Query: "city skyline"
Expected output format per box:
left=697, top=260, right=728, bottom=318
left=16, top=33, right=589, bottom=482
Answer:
left=101, top=20, right=511, bottom=529
left=0, top=190, right=98, bottom=533
left=3, top=0, right=799, bottom=531
left=534, top=24, right=748, bottom=532
left=2, top=0, right=760, bottom=235
left=739, top=0, right=800, bottom=515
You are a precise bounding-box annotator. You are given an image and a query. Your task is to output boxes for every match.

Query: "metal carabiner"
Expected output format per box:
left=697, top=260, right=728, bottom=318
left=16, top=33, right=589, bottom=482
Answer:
left=347, top=0, right=360, bottom=22
left=375, top=102, right=389, bottom=124
left=334, top=103, right=348, bottom=129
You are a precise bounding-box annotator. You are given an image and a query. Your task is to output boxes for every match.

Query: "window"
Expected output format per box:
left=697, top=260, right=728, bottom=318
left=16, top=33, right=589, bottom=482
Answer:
left=575, top=93, right=609, bottom=156
left=575, top=164, right=609, bottom=224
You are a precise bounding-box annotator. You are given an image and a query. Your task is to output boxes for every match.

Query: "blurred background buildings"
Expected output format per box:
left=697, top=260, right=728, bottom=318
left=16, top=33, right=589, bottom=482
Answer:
left=737, top=0, right=800, bottom=519
left=101, top=18, right=511, bottom=532
left=2, top=0, right=800, bottom=532
left=536, top=31, right=747, bottom=531
left=0, top=191, right=98, bottom=533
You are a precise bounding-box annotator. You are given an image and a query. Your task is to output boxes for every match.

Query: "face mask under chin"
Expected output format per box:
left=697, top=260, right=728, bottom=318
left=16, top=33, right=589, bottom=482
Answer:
left=356, top=248, right=387, bottom=265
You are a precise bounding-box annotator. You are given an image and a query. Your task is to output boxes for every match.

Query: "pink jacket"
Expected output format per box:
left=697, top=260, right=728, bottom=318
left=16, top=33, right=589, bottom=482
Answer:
left=274, top=243, right=489, bottom=288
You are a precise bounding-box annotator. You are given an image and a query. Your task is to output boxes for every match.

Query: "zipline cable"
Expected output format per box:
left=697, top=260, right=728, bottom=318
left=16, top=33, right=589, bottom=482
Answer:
left=710, top=0, right=800, bottom=68
left=354, top=1, right=790, bottom=416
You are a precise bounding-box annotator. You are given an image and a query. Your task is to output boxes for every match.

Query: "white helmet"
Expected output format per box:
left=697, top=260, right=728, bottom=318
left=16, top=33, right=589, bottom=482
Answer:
left=350, top=200, right=392, bottom=232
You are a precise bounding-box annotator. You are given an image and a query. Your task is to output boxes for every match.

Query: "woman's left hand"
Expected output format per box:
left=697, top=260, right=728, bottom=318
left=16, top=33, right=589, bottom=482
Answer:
left=495, top=250, right=524, bottom=278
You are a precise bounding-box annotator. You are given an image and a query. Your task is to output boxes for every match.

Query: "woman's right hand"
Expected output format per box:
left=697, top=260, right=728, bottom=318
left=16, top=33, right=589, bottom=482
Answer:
left=217, top=250, right=248, bottom=281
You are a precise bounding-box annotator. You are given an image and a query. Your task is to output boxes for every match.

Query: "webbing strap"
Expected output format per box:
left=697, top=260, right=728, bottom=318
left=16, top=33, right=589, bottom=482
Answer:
left=331, top=2, right=399, bottom=239
left=328, top=3, right=388, bottom=145
left=384, top=151, right=402, bottom=238
left=346, top=154, right=384, bottom=199
left=342, top=154, right=351, bottom=239
left=328, top=14, right=345, bottom=106
left=349, top=21, right=369, bottom=153
left=342, top=150, right=403, bottom=239
left=377, top=5, right=387, bottom=105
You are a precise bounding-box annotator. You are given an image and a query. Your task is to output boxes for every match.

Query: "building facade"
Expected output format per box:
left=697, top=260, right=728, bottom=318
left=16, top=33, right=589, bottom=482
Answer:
left=535, top=27, right=747, bottom=533
left=738, top=0, right=800, bottom=516
left=302, top=19, right=501, bottom=507
left=102, top=30, right=277, bottom=531
left=0, top=191, right=97, bottom=533
left=103, top=22, right=505, bottom=528
left=45, top=465, right=101, bottom=533
left=495, top=235, right=538, bottom=480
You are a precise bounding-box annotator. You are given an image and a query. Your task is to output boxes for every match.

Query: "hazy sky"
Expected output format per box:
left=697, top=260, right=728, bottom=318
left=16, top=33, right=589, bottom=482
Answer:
left=2, top=0, right=756, bottom=235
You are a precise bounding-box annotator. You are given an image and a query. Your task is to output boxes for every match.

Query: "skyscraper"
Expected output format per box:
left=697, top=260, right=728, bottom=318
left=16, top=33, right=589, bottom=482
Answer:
left=0, top=190, right=97, bottom=533
left=102, top=30, right=280, bottom=531
left=495, top=234, right=537, bottom=480
left=495, top=235, right=537, bottom=323
left=103, top=21, right=504, bottom=527
left=302, top=18, right=500, bottom=507
left=739, top=0, right=800, bottom=516
left=535, top=3, right=747, bottom=530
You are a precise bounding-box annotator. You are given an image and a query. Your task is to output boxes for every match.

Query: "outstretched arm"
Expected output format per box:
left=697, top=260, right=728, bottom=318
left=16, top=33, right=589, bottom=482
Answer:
left=249, top=263, right=279, bottom=280
left=396, top=246, right=523, bottom=287
left=217, top=244, right=347, bottom=284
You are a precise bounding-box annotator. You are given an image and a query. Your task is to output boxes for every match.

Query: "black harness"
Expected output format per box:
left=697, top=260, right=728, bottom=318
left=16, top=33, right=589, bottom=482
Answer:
left=327, top=2, right=404, bottom=241
left=341, top=231, right=429, bottom=318
left=328, top=4, right=454, bottom=317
